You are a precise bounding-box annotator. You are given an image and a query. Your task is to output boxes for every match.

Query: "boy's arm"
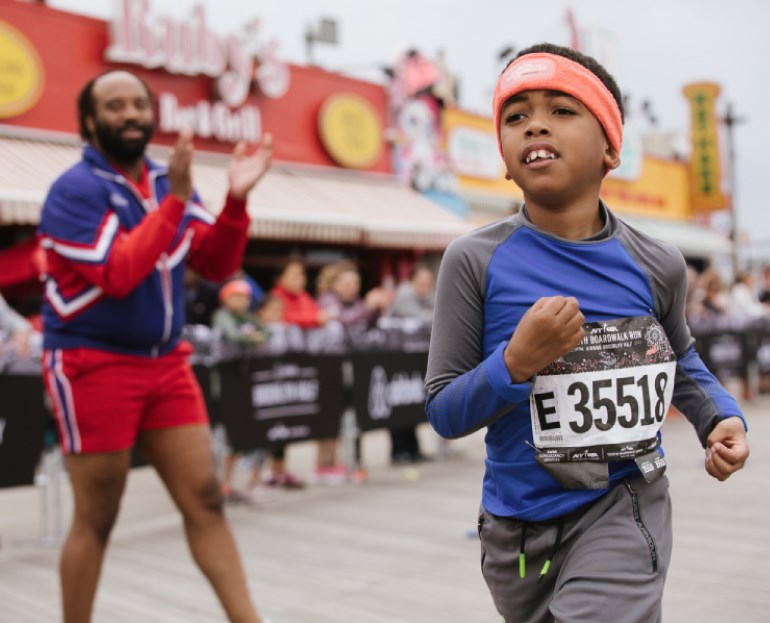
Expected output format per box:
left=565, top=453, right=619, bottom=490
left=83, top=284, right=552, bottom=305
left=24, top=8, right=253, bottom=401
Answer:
left=705, top=417, right=748, bottom=481
left=425, top=238, right=535, bottom=438
left=652, top=246, right=749, bottom=480
left=673, top=347, right=749, bottom=480
left=621, top=227, right=750, bottom=480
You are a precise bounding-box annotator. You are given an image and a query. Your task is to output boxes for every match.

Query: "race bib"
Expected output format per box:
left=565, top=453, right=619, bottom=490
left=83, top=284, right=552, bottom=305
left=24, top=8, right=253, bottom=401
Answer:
left=529, top=316, right=676, bottom=463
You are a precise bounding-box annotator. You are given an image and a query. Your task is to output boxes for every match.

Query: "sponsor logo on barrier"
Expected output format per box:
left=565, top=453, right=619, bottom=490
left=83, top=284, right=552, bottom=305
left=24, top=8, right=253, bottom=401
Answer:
left=266, top=422, right=311, bottom=442
left=367, top=365, right=425, bottom=420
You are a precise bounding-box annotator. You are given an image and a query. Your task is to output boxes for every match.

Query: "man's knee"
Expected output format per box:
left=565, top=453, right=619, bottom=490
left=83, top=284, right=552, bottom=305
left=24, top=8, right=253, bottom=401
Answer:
left=186, top=475, right=226, bottom=518
left=76, top=496, right=122, bottom=543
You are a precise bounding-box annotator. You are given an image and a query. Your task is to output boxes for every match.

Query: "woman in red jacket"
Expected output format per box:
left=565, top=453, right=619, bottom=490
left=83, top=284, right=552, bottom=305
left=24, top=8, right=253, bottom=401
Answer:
left=269, top=258, right=329, bottom=328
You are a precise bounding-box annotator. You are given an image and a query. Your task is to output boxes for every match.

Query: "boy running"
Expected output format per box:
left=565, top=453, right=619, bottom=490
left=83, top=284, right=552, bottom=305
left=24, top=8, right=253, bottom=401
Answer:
left=425, top=43, right=749, bottom=623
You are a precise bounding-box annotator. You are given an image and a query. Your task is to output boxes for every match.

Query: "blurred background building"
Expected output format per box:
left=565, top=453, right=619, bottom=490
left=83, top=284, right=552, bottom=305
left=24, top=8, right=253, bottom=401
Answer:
left=0, top=0, right=740, bottom=313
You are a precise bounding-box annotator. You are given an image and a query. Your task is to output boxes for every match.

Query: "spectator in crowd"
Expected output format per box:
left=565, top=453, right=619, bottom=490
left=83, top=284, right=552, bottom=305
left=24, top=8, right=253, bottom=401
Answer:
left=261, top=258, right=331, bottom=488
left=314, top=261, right=390, bottom=483
left=698, top=268, right=729, bottom=321
left=0, top=292, right=33, bottom=358
left=759, top=265, right=770, bottom=307
left=387, top=264, right=436, bottom=330
left=251, top=292, right=307, bottom=489
left=184, top=267, right=221, bottom=326
left=385, top=264, right=436, bottom=464
left=38, top=70, right=273, bottom=623
left=318, top=260, right=390, bottom=331
left=255, top=293, right=304, bottom=354
left=315, top=261, right=340, bottom=299
left=728, top=270, right=767, bottom=319
left=270, top=257, right=329, bottom=329
left=213, top=279, right=269, bottom=349
left=213, top=279, right=271, bottom=503
left=684, top=265, right=703, bottom=323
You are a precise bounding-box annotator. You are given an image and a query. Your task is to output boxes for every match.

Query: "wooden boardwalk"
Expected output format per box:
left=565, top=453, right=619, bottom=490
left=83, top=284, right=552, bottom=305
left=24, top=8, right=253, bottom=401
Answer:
left=1, top=392, right=768, bottom=622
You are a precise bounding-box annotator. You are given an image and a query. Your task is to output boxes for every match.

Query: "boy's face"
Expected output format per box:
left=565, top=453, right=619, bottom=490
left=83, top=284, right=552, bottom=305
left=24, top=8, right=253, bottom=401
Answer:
left=499, top=90, right=619, bottom=206
left=223, top=292, right=251, bottom=314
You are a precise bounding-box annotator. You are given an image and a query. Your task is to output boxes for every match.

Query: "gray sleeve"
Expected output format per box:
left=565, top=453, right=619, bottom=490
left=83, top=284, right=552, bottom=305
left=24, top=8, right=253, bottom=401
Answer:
left=426, top=219, right=518, bottom=394
left=0, top=294, right=31, bottom=334
left=615, top=217, right=744, bottom=439
left=615, top=221, right=693, bottom=356
left=425, top=236, right=487, bottom=395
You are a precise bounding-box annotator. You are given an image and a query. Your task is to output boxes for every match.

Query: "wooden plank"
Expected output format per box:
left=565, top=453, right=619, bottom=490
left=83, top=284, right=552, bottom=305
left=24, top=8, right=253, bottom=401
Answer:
left=0, top=400, right=767, bottom=623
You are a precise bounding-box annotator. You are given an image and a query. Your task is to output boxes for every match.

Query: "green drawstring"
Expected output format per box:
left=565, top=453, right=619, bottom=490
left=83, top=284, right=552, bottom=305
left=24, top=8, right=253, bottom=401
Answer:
left=538, top=519, right=564, bottom=583
left=519, top=518, right=564, bottom=582
left=518, top=523, right=527, bottom=578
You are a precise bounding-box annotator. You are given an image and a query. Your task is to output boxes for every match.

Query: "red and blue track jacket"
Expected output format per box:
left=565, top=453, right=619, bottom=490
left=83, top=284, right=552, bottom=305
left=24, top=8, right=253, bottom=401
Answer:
left=38, top=145, right=249, bottom=356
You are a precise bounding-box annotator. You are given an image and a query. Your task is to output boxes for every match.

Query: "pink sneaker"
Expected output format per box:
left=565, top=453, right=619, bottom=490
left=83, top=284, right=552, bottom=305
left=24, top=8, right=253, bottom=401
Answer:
left=267, top=472, right=305, bottom=489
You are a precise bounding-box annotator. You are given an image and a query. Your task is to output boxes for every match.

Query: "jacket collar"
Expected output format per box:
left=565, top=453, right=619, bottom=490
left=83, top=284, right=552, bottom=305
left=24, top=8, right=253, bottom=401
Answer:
left=82, top=144, right=166, bottom=178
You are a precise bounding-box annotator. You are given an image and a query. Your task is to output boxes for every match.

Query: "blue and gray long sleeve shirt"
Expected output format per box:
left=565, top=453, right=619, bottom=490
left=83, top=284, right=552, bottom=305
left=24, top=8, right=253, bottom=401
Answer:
left=425, top=204, right=744, bottom=522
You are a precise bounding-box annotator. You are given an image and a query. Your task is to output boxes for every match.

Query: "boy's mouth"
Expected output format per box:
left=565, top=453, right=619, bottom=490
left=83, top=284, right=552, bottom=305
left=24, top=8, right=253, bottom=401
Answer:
left=522, top=144, right=560, bottom=165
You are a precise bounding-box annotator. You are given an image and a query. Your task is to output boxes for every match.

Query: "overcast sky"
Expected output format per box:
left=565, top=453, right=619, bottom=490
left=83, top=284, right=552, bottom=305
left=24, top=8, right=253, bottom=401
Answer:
left=48, top=0, right=770, bottom=262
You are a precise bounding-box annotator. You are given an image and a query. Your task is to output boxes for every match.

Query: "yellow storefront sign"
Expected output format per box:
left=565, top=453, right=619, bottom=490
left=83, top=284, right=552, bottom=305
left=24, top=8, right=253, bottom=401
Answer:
left=0, top=20, right=44, bottom=118
left=601, top=156, right=692, bottom=220
left=318, top=93, right=383, bottom=169
left=442, top=107, right=522, bottom=202
left=682, top=82, right=729, bottom=212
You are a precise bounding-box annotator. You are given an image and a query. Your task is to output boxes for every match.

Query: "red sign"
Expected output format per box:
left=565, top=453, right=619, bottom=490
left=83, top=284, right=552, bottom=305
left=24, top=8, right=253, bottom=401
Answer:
left=0, top=1, right=391, bottom=172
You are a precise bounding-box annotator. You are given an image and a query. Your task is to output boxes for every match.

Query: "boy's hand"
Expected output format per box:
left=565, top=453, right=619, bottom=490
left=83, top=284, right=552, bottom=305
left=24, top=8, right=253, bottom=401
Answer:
left=168, top=131, right=194, bottom=201
left=504, top=296, right=585, bottom=383
left=228, top=133, right=273, bottom=201
left=705, top=416, right=749, bottom=481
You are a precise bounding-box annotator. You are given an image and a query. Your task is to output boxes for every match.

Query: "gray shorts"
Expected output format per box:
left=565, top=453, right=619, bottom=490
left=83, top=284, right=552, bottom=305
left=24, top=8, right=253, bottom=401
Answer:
left=478, top=476, right=672, bottom=623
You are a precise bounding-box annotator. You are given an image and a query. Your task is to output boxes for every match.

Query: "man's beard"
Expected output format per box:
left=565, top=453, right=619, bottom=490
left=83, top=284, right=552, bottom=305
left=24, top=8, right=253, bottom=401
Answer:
left=93, top=119, right=155, bottom=163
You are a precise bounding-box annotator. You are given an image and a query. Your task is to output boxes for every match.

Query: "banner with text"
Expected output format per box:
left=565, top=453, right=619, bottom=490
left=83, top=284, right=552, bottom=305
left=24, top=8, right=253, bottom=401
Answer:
left=351, top=351, right=429, bottom=432
left=217, top=355, right=344, bottom=451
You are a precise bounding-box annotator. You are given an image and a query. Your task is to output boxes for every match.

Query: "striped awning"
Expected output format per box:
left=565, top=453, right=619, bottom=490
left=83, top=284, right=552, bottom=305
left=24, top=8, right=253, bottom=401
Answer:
left=0, top=132, right=472, bottom=250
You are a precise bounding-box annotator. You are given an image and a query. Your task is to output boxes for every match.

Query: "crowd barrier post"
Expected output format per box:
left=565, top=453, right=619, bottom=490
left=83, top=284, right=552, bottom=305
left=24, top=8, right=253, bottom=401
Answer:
left=339, top=359, right=359, bottom=473
left=14, top=446, right=66, bottom=548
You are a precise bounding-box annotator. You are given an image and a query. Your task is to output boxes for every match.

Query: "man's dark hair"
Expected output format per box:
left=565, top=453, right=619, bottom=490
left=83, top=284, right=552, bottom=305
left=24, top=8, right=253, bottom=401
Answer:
left=505, top=43, right=625, bottom=123
left=77, top=71, right=154, bottom=141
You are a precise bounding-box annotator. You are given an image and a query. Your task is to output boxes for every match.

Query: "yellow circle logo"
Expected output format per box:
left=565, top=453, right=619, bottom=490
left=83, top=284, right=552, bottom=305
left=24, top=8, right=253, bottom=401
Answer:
left=318, top=94, right=383, bottom=169
left=0, top=20, right=44, bottom=119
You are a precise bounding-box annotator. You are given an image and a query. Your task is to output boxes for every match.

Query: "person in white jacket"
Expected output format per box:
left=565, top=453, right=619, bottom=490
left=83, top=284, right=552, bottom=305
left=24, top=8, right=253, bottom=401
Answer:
left=0, top=292, right=32, bottom=357
left=728, top=271, right=767, bottom=320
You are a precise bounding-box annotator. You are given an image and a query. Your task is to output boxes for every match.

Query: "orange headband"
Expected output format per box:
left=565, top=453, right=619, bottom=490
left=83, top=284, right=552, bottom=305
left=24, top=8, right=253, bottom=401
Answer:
left=493, top=52, right=623, bottom=157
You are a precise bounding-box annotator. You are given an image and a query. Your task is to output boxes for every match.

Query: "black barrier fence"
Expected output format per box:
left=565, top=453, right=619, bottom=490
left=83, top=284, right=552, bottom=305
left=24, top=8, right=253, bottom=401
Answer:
left=3, top=318, right=770, bottom=489
left=690, top=317, right=770, bottom=382
left=0, top=373, right=48, bottom=488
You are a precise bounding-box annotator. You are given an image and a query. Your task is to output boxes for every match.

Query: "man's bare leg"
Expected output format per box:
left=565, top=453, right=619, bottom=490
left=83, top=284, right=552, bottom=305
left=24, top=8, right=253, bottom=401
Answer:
left=139, top=425, right=262, bottom=623
left=60, top=451, right=131, bottom=623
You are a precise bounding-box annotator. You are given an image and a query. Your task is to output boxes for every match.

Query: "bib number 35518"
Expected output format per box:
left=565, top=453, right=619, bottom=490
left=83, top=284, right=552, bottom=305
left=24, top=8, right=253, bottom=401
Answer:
left=565, top=371, right=669, bottom=434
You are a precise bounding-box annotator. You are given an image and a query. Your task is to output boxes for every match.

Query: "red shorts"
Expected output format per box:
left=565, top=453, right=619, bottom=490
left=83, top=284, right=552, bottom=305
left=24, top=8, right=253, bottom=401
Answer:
left=42, top=342, right=208, bottom=454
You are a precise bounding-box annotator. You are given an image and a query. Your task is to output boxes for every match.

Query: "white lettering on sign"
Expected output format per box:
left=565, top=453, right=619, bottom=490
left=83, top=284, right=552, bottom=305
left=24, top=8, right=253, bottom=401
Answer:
left=0, top=418, right=5, bottom=445
left=106, top=0, right=291, bottom=108
left=159, top=92, right=261, bottom=143
left=251, top=379, right=319, bottom=408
